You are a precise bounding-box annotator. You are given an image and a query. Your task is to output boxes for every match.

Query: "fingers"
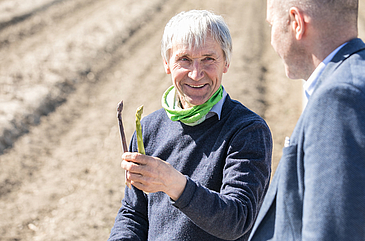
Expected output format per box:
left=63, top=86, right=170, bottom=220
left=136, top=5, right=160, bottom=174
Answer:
left=121, top=152, right=150, bottom=183
left=121, top=152, right=164, bottom=192
left=120, top=152, right=185, bottom=198
left=123, top=161, right=158, bottom=193
left=122, top=160, right=144, bottom=190
left=122, top=152, right=147, bottom=165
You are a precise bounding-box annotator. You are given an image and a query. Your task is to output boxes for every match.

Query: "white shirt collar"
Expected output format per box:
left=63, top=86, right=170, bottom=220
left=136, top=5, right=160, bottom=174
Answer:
left=303, top=42, right=347, bottom=105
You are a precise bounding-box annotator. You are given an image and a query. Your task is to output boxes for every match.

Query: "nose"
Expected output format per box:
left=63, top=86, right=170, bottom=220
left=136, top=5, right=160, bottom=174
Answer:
left=188, top=60, right=204, bottom=81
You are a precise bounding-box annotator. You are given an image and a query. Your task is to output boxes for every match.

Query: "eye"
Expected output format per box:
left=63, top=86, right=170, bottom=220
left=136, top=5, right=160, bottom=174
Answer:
left=203, top=57, right=215, bottom=62
left=177, top=56, right=190, bottom=62
left=176, top=56, right=191, bottom=67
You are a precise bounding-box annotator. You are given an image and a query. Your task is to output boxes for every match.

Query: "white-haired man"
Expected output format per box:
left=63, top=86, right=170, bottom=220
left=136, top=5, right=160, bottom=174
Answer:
left=108, top=10, right=272, bottom=241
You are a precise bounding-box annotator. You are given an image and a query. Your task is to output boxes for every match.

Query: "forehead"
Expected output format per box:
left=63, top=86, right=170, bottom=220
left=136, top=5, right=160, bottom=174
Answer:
left=267, top=0, right=287, bottom=18
left=171, top=36, right=223, bottom=56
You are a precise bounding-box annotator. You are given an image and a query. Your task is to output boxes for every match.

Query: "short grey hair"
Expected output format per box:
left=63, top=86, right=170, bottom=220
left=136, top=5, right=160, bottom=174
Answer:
left=275, top=0, right=358, bottom=23
left=161, top=10, right=232, bottom=65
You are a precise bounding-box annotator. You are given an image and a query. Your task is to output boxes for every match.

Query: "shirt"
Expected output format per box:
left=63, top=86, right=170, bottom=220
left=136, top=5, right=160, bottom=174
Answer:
left=206, top=86, right=227, bottom=120
left=303, top=42, right=347, bottom=107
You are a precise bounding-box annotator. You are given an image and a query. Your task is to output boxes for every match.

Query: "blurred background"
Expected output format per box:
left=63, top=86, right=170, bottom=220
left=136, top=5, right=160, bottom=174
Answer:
left=0, top=0, right=364, bottom=240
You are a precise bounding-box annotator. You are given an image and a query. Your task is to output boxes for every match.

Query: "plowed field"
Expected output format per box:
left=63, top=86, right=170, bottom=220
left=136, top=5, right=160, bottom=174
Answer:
left=0, top=0, right=364, bottom=240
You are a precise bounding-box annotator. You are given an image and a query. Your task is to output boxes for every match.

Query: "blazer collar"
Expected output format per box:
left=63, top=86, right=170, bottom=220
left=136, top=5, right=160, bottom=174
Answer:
left=312, top=38, right=365, bottom=95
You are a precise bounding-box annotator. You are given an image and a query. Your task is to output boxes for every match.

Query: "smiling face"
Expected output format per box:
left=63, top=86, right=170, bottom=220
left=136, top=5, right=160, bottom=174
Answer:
left=164, top=35, right=229, bottom=109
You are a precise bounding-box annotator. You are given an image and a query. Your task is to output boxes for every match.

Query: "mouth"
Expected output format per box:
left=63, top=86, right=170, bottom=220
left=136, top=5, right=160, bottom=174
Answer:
left=186, top=84, right=206, bottom=88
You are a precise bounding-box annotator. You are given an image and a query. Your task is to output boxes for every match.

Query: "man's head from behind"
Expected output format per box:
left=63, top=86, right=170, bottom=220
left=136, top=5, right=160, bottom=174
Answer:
left=266, top=0, right=358, bottom=79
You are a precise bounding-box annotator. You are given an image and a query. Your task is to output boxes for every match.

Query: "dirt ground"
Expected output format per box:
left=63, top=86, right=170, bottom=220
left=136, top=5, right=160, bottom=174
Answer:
left=0, top=0, right=364, bottom=240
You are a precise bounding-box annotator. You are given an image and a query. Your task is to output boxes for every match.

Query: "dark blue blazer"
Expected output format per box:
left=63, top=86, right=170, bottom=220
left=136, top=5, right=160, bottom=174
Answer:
left=249, top=38, right=365, bottom=241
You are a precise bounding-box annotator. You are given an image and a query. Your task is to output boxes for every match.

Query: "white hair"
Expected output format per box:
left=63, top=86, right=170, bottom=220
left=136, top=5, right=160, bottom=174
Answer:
left=161, top=10, right=232, bottom=65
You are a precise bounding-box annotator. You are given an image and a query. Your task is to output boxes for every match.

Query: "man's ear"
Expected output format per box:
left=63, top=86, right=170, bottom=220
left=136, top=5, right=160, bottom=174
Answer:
left=163, top=59, right=171, bottom=74
left=223, top=62, right=229, bottom=74
left=289, top=7, right=306, bottom=40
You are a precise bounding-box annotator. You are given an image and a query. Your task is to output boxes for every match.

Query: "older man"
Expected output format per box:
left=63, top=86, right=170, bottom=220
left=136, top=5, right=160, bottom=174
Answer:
left=108, top=10, right=272, bottom=241
left=249, top=0, right=365, bottom=240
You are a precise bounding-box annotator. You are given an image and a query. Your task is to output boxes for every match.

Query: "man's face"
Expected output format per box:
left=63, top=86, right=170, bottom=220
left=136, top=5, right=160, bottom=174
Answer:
left=267, top=0, right=305, bottom=79
left=164, top=35, right=229, bottom=109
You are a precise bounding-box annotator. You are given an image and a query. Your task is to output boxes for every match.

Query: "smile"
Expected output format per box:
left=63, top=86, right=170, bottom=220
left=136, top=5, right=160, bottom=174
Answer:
left=187, top=84, right=206, bottom=88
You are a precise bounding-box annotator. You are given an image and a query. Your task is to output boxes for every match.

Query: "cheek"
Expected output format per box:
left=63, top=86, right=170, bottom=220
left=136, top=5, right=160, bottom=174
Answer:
left=204, top=64, right=221, bottom=76
left=271, top=29, right=286, bottom=56
left=171, top=67, right=187, bottom=83
left=271, top=28, right=279, bottom=48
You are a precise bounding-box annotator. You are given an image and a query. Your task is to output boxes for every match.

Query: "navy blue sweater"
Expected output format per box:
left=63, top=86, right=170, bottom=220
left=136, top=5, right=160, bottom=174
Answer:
left=108, top=95, right=272, bottom=240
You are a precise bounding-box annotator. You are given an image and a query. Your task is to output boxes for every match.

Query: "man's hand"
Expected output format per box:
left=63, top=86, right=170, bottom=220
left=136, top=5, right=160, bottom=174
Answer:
left=122, top=152, right=187, bottom=201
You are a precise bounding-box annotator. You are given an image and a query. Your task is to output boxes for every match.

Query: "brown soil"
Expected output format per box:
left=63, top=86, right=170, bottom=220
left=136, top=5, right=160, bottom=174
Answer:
left=0, top=0, right=364, bottom=240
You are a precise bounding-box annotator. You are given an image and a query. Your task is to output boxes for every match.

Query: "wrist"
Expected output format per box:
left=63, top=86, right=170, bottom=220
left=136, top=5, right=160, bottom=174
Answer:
left=167, top=173, right=187, bottom=201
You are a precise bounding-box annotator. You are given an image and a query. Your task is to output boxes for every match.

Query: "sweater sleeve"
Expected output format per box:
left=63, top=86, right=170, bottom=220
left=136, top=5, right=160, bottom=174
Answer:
left=171, top=120, right=272, bottom=240
left=108, top=187, right=149, bottom=241
left=108, top=133, right=149, bottom=241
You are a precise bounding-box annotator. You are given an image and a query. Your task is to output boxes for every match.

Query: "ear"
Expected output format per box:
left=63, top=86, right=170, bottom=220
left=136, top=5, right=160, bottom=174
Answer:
left=163, top=59, right=171, bottom=74
left=223, top=62, right=229, bottom=74
left=289, top=7, right=306, bottom=40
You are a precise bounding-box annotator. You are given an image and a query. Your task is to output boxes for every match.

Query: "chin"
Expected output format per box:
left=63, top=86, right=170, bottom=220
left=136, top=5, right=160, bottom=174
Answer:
left=285, top=67, right=296, bottom=80
left=184, top=98, right=207, bottom=108
left=286, top=71, right=303, bottom=80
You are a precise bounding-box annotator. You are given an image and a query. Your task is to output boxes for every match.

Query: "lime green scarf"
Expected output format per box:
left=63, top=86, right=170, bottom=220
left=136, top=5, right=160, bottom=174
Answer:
left=162, top=85, right=223, bottom=126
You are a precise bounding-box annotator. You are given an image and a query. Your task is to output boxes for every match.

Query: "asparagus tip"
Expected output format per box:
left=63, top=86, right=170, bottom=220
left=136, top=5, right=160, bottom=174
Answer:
left=136, top=105, right=143, bottom=116
left=117, top=100, right=124, bottom=113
